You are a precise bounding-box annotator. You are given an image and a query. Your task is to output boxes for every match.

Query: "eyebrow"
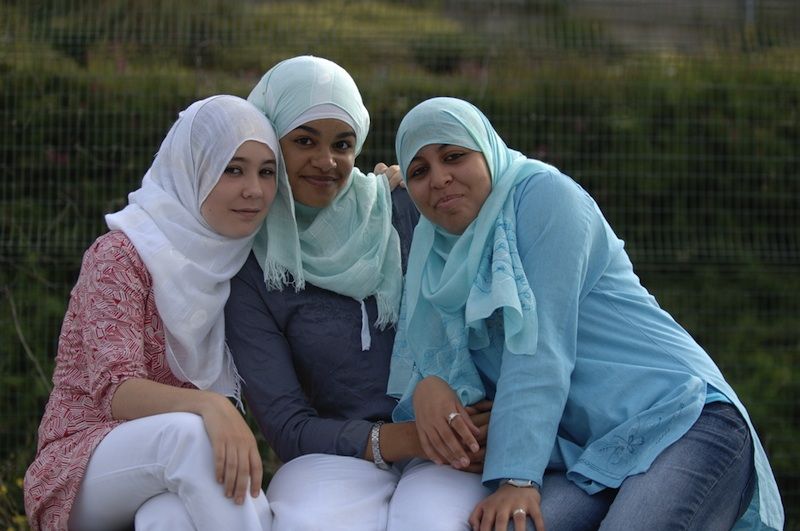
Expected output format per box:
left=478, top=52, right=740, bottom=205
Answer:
left=410, top=144, right=448, bottom=163
left=230, top=156, right=277, bottom=165
left=294, top=124, right=356, bottom=140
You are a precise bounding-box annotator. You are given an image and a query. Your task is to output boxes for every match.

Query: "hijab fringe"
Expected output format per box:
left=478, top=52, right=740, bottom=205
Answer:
left=223, top=343, right=245, bottom=412
left=374, top=293, right=399, bottom=330
left=263, top=260, right=305, bottom=292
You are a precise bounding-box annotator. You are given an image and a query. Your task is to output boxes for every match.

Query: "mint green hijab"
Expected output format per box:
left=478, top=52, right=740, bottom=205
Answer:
left=389, top=97, right=553, bottom=413
left=247, top=56, right=401, bottom=328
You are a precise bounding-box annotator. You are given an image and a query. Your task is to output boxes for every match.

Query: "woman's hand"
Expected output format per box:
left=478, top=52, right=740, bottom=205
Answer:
left=413, top=376, right=481, bottom=470
left=198, top=392, right=263, bottom=505
left=462, top=399, right=492, bottom=472
left=112, top=379, right=263, bottom=505
left=374, top=162, right=405, bottom=190
left=469, top=484, right=545, bottom=531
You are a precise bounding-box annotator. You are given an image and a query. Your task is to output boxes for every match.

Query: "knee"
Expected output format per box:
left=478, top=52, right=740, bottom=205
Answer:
left=151, top=412, right=212, bottom=458
left=389, top=517, right=471, bottom=531
left=269, top=455, right=396, bottom=531
left=272, top=509, right=329, bottom=531
left=269, top=480, right=371, bottom=531
left=388, top=503, right=472, bottom=531
left=135, top=492, right=192, bottom=530
left=156, top=412, right=207, bottom=441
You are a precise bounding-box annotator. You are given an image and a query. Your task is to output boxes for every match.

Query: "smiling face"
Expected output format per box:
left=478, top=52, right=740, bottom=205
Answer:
left=279, top=118, right=356, bottom=208
left=405, top=144, right=492, bottom=234
left=200, top=140, right=278, bottom=238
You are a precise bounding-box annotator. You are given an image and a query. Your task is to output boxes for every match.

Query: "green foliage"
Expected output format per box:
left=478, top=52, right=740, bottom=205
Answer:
left=0, top=471, right=29, bottom=531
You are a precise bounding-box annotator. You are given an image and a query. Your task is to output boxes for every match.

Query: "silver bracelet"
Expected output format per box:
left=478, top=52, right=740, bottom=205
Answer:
left=370, top=421, right=390, bottom=470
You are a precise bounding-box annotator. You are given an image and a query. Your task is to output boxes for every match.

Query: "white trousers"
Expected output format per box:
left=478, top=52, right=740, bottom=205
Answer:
left=266, top=453, right=490, bottom=531
left=69, top=412, right=271, bottom=531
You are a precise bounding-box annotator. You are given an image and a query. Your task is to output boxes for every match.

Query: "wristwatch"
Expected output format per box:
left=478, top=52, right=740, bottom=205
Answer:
left=500, top=478, right=537, bottom=488
left=370, top=421, right=391, bottom=470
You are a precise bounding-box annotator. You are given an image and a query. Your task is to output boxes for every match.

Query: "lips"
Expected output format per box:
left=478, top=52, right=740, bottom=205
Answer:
left=302, top=175, right=339, bottom=187
left=231, top=208, right=261, bottom=218
left=434, top=194, right=463, bottom=210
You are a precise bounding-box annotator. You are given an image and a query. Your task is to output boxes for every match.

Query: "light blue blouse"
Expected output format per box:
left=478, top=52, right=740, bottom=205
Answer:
left=390, top=169, right=783, bottom=530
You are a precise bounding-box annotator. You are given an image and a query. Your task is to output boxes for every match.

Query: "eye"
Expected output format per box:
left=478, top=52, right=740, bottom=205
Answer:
left=293, top=136, right=313, bottom=147
left=333, top=139, right=354, bottom=152
left=407, top=164, right=427, bottom=180
left=224, top=165, right=243, bottom=176
left=259, top=166, right=276, bottom=178
left=443, top=151, right=466, bottom=162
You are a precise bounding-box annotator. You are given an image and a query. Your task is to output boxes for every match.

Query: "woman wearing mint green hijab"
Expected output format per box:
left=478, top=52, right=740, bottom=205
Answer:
left=225, top=58, right=492, bottom=531
left=388, top=97, right=783, bottom=531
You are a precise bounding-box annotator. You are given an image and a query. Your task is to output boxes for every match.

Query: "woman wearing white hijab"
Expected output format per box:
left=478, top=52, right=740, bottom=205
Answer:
left=389, top=97, right=783, bottom=531
left=25, top=95, right=280, bottom=531
left=226, top=56, right=492, bottom=530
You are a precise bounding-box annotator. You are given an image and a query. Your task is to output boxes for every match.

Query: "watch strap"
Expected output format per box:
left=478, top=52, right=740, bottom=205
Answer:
left=370, top=421, right=390, bottom=470
left=500, top=478, right=537, bottom=488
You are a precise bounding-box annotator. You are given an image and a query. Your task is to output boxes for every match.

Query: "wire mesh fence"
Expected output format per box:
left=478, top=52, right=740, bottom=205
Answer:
left=1, top=0, right=798, bottom=528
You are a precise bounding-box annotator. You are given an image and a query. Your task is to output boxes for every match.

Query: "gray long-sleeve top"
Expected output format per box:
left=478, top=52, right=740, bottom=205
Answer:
left=225, top=189, right=419, bottom=463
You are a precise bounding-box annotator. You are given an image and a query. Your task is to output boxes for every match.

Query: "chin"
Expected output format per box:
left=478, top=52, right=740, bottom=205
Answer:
left=304, top=195, right=337, bottom=208
left=227, top=226, right=259, bottom=239
left=441, top=220, right=468, bottom=235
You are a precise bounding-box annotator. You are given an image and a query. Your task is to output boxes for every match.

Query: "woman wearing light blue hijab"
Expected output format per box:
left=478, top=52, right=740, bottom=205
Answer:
left=388, top=97, right=783, bottom=531
left=226, top=58, right=492, bottom=531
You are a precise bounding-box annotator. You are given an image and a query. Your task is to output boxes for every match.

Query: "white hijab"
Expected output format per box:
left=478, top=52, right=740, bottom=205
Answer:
left=105, top=95, right=280, bottom=400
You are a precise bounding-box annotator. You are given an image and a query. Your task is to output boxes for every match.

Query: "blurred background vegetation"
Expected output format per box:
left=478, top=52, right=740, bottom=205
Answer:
left=1, top=0, right=798, bottom=528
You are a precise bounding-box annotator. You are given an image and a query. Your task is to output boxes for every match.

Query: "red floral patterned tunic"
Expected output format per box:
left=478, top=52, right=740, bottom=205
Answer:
left=24, top=231, right=192, bottom=530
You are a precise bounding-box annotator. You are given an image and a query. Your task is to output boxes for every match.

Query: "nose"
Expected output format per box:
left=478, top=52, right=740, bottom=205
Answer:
left=311, top=147, right=337, bottom=172
left=429, top=164, right=452, bottom=189
left=242, top=172, right=264, bottom=198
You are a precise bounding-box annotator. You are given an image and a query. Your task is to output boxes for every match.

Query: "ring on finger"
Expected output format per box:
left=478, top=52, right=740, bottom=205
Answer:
left=446, top=411, right=461, bottom=425
left=513, top=508, right=526, bottom=517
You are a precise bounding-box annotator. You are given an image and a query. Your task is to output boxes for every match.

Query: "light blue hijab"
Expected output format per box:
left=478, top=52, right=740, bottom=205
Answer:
left=389, top=97, right=555, bottom=415
left=247, top=56, right=401, bottom=329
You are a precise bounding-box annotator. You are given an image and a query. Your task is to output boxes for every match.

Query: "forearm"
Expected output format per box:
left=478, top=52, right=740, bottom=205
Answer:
left=111, top=377, right=222, bottom=420
left=483, top=348, right=570, bottom=484
left=363, top=421, right=424, bottom=463
left=112, top=377, right=264, bottom=504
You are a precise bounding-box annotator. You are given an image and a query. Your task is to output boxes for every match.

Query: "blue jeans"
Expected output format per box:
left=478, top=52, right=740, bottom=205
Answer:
left=512, top=402, right=755, bottom=531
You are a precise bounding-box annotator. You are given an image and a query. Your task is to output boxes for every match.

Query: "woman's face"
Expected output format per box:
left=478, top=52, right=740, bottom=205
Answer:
left=201, top=140, right=278, bottom=238
left=405, top=143, right=492, bottom=234
left=280, top=118, right=356, bottom=208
